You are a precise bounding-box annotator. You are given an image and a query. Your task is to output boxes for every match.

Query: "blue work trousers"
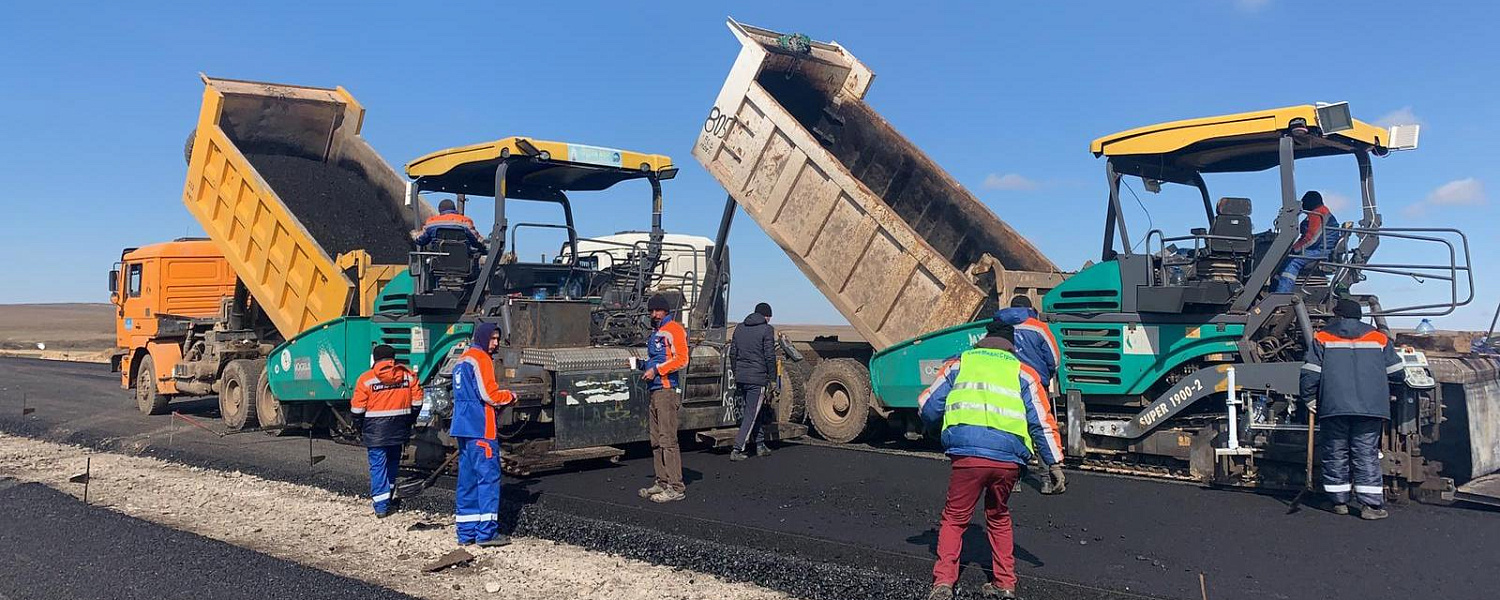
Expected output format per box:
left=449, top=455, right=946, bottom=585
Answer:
left=1320, top=416, right=1385, bottom=507
left=367, top=445, right=402, bottom=513
left=454, top=437, right=502, bottom=544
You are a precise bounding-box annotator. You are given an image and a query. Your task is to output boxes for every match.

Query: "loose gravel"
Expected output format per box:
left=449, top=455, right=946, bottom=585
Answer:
left=246, top=153, right=412, bottom=264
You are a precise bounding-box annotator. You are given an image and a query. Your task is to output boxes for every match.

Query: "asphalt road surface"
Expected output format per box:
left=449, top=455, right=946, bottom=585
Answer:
left=2, top=357, right=1496, bottom=600
left=0, top=477, right=417, bottom=600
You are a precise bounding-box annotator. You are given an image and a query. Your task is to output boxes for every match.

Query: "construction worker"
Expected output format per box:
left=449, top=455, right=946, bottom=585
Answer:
left=350, top=344, right=423, bottom=518
left=729, top=302, right=776, bottom=461
left=1300, top=298, right=1404, bottom=520
left=414, top=199, right=486, bottom=251
left=994, top=295, right=1060, bottom=386
left=638, top=293, right=689, bottom=503
left=1272, top=191, right=1342, bottom=293
left=918, top=319, right=1065, bottom=600
left=449, top=322, right=517, bottom=546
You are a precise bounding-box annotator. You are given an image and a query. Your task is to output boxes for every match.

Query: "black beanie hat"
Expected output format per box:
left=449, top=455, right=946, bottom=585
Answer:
left=1301, top=191, right=1324, bottom=211
left=1010, top=295, right=1033, bottom=309
left=372, top=344, right=397, bottom=361
left=754, top=302, right=773, bottom=318
left=986, top=320, right=1015, bottom=339
left=1333, top=298, right=1363, bottom=319
left=438, top=198, right=457, bottom=213
left=647, top=294, right=672, bottom=312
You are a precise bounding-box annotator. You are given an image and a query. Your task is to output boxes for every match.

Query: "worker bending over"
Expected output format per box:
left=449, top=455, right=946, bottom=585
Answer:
left=1272, top=191, right=1342, bottom=293
left=450, top=322, right=517, bottom=545
left=1301, top=299, right=1404, bottom=520
left=994, top=296, right=1060, bottom=386
left=729, top=302, right=777, bottom=461
left=414, top=199, right=486, bottom=252
left=638, top=294, right=689, bottom=503
left=351, top=344, right=423, bottom=518
left=918, top=319, right=1065, bottom=600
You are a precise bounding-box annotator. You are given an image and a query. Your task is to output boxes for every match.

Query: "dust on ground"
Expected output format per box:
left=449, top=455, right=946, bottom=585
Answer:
left=0, top=433, right=787, bottom=600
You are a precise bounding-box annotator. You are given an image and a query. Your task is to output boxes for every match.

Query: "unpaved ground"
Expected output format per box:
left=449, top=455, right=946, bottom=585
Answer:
left=0, top=433, right=787, bottom=600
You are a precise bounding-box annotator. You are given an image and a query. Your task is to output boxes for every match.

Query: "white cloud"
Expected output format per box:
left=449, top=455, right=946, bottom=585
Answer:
left=1374, top=106, right=1424, bottom=128
left=1321, top=192, right=1353, bottom=211
left=982, top=173, right=1039, bottom=191
left=1234, top=0, right=1272, bottom=12
left=1403, top=178, right=1486, bottom=217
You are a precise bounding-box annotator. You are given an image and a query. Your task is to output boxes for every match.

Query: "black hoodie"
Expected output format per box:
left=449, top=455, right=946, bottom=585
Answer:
left=729, top=312, right=777, bottom=386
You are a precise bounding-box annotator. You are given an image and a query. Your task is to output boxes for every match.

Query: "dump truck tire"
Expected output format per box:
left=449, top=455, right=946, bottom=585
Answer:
left=773, top=362, right=809, bottom=424
left=807, top=358, right=874, bottom=443
left=220, top=359, right=263, bottom=431
left=183, top=128, right=196, bottom=165
left=254, top=365, right=294, bottom=435
left=135, top=355, right=171, bottom=415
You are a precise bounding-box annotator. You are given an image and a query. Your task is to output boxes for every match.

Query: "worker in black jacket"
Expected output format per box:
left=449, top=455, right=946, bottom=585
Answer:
left=1300, top=299, right=1405, bottom=520
left=729, top=302, right=777, bottom=461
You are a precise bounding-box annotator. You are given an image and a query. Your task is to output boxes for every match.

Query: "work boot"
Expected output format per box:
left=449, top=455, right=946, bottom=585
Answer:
left=650, top=488, right=686, bottom=503
left=374, top=509, right=392, bottom=519
left=1360, top=506, right=1389, bottom=521
left=926, top=584, right=954, bottom=600
left=388, top=499, right=403, bottom=513
left=1331, top=503, right=1350, bottom=516
left=477, top=534, right=512, bottom=548
left=730, top=449, right=748, bottom=462
left=980, top=583, right=1018, bottom=599
left=638, top=483, right=665, bottom=499
left=756, top=444, right=771, bottom=457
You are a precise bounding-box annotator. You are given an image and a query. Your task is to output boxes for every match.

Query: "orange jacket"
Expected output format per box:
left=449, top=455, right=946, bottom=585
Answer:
left=351, top=359, right=423, bottom=447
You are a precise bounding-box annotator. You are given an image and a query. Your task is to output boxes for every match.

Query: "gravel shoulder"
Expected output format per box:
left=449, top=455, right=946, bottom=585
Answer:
left=0, top=433, right=786, bottom=600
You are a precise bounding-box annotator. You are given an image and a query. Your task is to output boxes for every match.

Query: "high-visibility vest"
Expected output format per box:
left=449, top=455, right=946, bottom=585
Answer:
left=942, top=347, right=1033, bottom=453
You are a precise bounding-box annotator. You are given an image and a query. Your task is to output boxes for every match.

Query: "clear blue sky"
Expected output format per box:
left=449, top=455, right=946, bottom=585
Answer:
left=1, top=1, right=1495, bottom=329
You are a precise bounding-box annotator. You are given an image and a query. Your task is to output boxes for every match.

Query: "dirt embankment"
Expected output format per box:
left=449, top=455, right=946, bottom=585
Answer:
left=0, top=303, right=114, bottom=362
left=0, top=434, right=786, bottom=600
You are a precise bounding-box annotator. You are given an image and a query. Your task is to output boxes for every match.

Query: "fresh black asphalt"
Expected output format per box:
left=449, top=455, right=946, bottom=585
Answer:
left=0, top=477, right=418, bottom=600
left=2, top=357, right=1495, bottom=600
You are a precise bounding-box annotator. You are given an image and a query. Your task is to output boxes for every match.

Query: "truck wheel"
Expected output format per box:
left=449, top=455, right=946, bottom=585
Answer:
left=135, top=355, right=171, bottom=415
left=220, top=359, right=263, bottom=431
left=772, top=363, right=809, bottom=424
left=807, top=358, right=874, bottom=443
left=183, top=128, right=196, bottom=165
left=254, top=366, right=293, bottom=435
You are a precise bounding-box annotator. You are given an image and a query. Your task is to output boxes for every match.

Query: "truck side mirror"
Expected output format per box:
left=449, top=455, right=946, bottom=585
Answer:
left=108, top=269, right=119, bottom=293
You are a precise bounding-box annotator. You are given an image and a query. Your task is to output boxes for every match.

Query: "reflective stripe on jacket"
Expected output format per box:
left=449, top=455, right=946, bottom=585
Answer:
left=1299, top=318, right=1403, bottom=419
left=351, top=359, right=423, bottom=447
left=918, top=336, right=1064, bottom=466
left=449, top=346, right=516, bottom=439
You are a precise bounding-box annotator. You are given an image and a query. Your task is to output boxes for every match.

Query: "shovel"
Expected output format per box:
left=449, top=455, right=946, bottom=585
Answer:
left=396, top=450, right=459, bottom=499
left=1288, top=408, right=1316, bottom=513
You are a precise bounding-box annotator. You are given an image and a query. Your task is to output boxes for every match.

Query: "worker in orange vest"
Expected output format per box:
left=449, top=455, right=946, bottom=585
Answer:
left=350, top=344, right=423, bottom=518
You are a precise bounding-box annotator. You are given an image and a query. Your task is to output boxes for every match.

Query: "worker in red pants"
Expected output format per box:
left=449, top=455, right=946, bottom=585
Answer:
left=917, top=319, right=1065, bottom=600
left=449, top=322, right=516, bottom=546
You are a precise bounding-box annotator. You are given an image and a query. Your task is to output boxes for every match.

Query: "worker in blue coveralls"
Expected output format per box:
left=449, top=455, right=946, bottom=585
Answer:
left=449, top=322, right=516, bottom=546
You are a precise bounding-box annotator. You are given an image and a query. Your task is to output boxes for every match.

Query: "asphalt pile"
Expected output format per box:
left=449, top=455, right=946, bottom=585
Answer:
left=245, top=153, right=412, bottom=264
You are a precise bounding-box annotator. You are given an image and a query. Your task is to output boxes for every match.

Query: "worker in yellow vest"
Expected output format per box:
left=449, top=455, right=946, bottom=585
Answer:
left=917, top=319, right=1065, bottom=600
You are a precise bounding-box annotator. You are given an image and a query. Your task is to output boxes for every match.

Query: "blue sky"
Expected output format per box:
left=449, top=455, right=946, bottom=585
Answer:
left=0, top=1, right=1495, bottom=329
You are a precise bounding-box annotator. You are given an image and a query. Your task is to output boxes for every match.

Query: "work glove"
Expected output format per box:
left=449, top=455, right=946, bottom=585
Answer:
left=351, top=415, right=365, bottom=437
left=1040, top=464, right=1068, bottom=495
left=1304, top=397, right=1317, bottom=414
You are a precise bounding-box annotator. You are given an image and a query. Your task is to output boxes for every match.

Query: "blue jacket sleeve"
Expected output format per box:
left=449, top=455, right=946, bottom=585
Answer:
left=1019, top=368, right=1064, bottom=465
left=1300, top=341, right=1324, bottom=401
left=1383, top=337, right=1405, bottom=383
left=414, top=226, right=434, bottom=247
left=918, top=359, right=959, bottom=425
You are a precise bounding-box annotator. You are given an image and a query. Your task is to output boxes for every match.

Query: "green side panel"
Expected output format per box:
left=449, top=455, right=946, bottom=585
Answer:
left=266, top=313, right=474, bottom=403
left=374, top=272, right=415, bottom=314
left=870, top=320, right=990, bottom=409
left=1042, top=260, right=1122, bottom=314
left=1051, top=322, right=1244, bottom=395
left=267, top=317, right=376, bottom=402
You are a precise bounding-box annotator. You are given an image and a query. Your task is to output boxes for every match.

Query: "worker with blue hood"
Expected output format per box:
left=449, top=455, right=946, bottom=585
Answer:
left=993, top=296, right=1060, bottom=385
left=449, top=321, right=516, bottom=546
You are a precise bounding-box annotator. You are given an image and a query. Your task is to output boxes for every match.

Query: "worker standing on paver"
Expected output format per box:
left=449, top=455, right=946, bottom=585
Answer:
left=450, top=322, right=517, bottom=545
left=639, top=294, right=689, bottom=503
left=1301, top=298, right=1404, bottom=520
left=918, top=320, right=1065, bottom=600
left=350, top=344, right=423, bottom=518
left=729, top=302, right=777, bottom=461
left=994, top=296, right=1060, bottom=386
left=1273, top=191, right=1342, bottom=293
left=413, top=199, right=486, bottom=251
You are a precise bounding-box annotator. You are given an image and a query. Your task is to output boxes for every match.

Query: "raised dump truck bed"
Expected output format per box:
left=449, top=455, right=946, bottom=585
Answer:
left=182, top=75, right=428, bottom=339
left=693, top=20, right=1061, bottom=350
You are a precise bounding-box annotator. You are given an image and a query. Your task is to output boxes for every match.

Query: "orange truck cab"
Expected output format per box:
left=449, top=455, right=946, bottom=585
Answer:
left=109, top=238, right=238, bottom=413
